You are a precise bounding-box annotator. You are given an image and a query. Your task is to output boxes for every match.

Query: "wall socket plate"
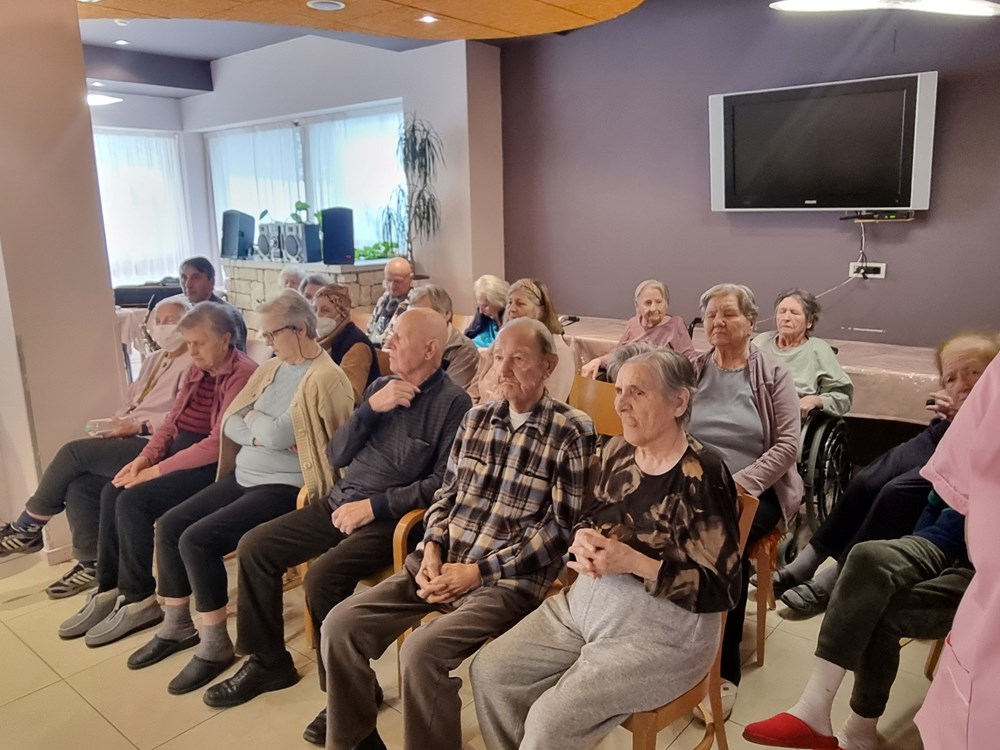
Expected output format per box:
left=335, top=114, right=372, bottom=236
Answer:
left=849, top=261, right=887, bottom=279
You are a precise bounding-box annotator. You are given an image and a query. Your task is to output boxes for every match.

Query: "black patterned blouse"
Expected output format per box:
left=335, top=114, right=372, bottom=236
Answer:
left=578, top=434, right=742, bottom=613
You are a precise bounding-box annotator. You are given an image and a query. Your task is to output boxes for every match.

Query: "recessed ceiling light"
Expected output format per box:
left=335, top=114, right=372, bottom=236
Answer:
left=78, top=0, right=103, bottom=4
left=418, top=14, right=438, bottom=23
left=113, top=39, right=130, bottom=45
left=770, top=0, right=1000, bottom=14
left=91, top=81, right=105, bottom=87
left=114, top=18, right=129, bottom=26
left=306, top=0, right=346, bottom=9
left=87, top=94, right=123, bottom=106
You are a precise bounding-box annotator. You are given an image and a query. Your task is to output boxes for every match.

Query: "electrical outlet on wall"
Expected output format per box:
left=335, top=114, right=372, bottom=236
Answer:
left=848, top=262, right=887, bottom=279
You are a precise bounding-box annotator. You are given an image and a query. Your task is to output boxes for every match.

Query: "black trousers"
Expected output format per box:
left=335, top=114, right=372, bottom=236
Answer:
left=155, top=474, right=298, bottom=612
left=810, top=421, right=947, bottom=563
left=25, top=436, right=146, bottom=563
left=96, top=464, right=217, bottom=602
left=720, top=488, right=783, bottom=686
left=234, top=498, right=395, bottom=680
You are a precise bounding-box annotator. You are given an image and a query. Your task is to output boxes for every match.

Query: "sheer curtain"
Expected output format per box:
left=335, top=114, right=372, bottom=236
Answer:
left=93, top=130, right=192, bottom=286
left=302, top=106, right=404, bottom=247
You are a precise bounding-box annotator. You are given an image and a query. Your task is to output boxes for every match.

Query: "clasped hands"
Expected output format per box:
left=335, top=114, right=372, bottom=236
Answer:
left=567, top=528, right=638, bottom=579
left=415, top=542, right=481, bottom=604
left=111, top=456, right=161, bottom=489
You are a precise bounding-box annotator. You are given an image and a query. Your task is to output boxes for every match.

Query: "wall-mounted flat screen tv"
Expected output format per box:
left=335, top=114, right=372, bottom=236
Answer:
left=709, top=71, right=937, bottom=212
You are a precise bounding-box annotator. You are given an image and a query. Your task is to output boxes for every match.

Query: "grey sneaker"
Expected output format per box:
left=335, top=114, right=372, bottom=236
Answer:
left=46, top=562, right=98, bottom=600
left=59, top=588, right=120, bottom=640
left=84, top=594, right=163, bottom=648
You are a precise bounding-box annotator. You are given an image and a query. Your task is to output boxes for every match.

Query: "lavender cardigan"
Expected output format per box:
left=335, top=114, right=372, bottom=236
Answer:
left=692, top=345, right=803, bottom=524
left=598, top=314, right=696, bottom=366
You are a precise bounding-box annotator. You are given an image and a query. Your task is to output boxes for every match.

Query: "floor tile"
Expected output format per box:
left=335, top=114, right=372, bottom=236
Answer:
left=0, top=621, right=60, bottom=706
left=0, top=555, right=73, bottom=622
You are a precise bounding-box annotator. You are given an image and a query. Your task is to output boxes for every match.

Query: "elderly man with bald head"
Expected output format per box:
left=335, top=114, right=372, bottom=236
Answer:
left=319, top=317, right=596, bottom=750
left=204, top=308, right=472, bottom=712
left=366, top=256, right=415, bottom=347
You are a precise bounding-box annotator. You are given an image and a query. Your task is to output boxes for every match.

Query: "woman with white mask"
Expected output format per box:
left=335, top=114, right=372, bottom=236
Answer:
left=0, top=297, right=193, bottom=599
left=313, top=284, right=379, bottom=403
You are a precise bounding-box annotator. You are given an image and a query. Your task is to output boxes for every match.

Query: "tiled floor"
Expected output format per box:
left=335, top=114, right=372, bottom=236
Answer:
left=0, top=554, right=930, bottom=749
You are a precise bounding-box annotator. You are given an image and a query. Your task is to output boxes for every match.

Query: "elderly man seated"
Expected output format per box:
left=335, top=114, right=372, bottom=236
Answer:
left=203, top=308, right=471, bottom=716
left=179, top=257, right=248, bottom=352
left=407, top=284, right=480, bottom=389
left=367, top=256, right=414, bottom=347
left=319, top=316, right=596, bottom=750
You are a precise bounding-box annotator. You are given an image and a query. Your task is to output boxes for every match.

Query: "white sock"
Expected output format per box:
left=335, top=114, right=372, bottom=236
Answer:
left=786, top=657, right=846, bottom=737
left=781, top=544, right=825, bottom=583
left=836, top=711, right=878, bottom=750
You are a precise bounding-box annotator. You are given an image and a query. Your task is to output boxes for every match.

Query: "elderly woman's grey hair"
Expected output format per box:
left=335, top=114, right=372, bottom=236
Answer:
left=278, top=264, right=305, bottom=288
left=177, top=301, right=241, bottom=346
left=473, top=274, right=510, bottom=310
left=699, top=283, right=759, bottom=325
left=606, top=341, right=663, bottom=383
left=634, top=279, right=669, bottom=306
left=299, top=273, right=330, bottom=293
left=774, top=288, right=821, bottom=331
left=409, top=284, right=454, bottom=322
left=500, top=316, right=556, bottom=356
left=624, top=349, right=698, bottom=423
left=154, top=296, right=192, bottom=315
left=257, top=289, right=318, bottom=339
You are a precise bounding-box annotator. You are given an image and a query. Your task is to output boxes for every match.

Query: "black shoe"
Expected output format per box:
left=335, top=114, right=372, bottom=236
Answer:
left=356, top=729, right=387, bottom=750
left=46, top=561, right=98, bottom=600
left=0, top=523, right=43, bottom=558
left=168, top=654, right=237, bottom=695
left=127, top=634, right=200, bottom=670
left=303, top=708, right=326, bottom=747
left=202, top=655, right=299, bottom=708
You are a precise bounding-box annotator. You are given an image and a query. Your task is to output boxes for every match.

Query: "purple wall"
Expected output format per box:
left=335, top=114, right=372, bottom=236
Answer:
left=499, top=0, right=1000, bottom=346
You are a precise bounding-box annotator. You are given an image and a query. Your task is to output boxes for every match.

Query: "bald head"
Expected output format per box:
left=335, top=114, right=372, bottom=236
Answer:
left=385, top=257, right=414, bottom=299
left=386, top=307, right=448, bottom=383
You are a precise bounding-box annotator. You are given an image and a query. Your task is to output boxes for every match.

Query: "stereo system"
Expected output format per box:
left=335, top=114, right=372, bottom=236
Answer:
left=223, top=207, right=356, bottom=266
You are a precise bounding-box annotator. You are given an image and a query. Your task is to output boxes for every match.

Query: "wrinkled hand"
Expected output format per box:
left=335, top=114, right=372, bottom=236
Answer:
left=415, top=541, right=444, bottom=593
left=418, top=562, right=482, bottom=604
left=112, top=456, right=152, bottom=487
left=103, top=416, right=142, bottom=439
left=567, top=528, right=637, bottom=579
left=121, top=464, right=161, bottom=488
left=331, top=499, right=374, bottom=535
left=580, top=358, right=602, bottom=380
left=368, top=380, right=421, bottom=413
left=799, top=395, right=824, bottom=420
left=926, top=388, right=957, bottom=421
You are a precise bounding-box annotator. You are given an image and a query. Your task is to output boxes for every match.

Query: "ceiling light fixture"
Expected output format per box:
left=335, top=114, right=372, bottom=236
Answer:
left=113, top=39, right=130, bottom=45
left=418, top=14, right=439, bottom=23
left=77, top=0, right=103, bottom=4
left=306, top=0, right=346, bottom=9
left=87, top=93, right=123, bottom=106
left=114, top=18, right=130, bottom=26
left=91, top=81, right=105, bottom=87
left=770, top=0, right=1000, bottom=15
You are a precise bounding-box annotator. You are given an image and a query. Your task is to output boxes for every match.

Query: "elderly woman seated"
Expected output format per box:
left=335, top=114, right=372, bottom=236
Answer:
left=126, top=291, right=356, bottom=694
left=470, top=278, right=576, bottom=403
left=581, top=279, right=695, bottom=379
left=753, top=288, right=853, bottom=419
left=58, top=302, right=258, bottom=646
left=0, top=297, right=193, bottom=599
left=773, top=330, right=999, bottom=616
left=407, top=284, right=480, bottom=388
left=298, top=273, right=329, bottom=302
left=685, top=282, right=801, bottom=716
left=465, top=274, right=509, bottom=348
left=471, top=349, right=741, bottom=750
left=312, top=283, right=379, bottom=403
left=277, top=264, right=305, bottom=292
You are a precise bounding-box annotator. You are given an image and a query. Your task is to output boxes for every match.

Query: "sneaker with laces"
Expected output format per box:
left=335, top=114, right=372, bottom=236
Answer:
left=692, top=679, right=737, bottom=724
left=0, top=523, right=43, bottom=557
left=46, top=562, right=98, bottom=600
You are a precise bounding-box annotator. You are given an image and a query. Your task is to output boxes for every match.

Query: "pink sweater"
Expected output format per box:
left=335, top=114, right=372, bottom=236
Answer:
left=139, top=348, right=257, bottom=475
left=598, top=315, right=696, bottom=366
left=115, top=348, right=193, bottom=432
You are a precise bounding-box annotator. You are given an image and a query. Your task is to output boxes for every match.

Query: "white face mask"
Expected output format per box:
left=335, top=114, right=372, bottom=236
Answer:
left=150, top=324, right=185, bottom=352
left=316, top=316, right=339, bottom=338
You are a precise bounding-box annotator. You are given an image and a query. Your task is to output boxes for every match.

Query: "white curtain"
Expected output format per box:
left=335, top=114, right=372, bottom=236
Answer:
left=206, top=124, right=304, bottom=239
left=93, top=130, right=192, bottom=286
left=302, top=106, right=404, bottom=247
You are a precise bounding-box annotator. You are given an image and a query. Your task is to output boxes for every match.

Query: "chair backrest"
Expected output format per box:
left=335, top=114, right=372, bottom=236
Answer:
left=567, top=374, right=623, bottom=436
left=376, top=348, right=392, bottom=376
left=350, top=310, right=372, bottom=331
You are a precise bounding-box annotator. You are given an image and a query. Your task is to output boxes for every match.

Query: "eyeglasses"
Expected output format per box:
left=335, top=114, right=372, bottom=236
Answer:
left=260, top=325, right=293, bottom=344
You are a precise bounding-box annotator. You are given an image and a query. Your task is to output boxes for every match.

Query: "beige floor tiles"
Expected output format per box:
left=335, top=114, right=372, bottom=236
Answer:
left=0, top=621, right=60, bottom=707
left=0, top=555, right=73, bottom=623
left=0, top=680, right=137, bottom=750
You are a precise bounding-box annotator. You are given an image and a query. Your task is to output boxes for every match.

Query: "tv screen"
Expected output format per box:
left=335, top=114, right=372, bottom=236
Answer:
left=709, top=72, right=937, bottom=211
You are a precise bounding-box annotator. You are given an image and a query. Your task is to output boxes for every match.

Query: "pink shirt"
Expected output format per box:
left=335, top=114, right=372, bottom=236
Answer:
left=115, top=348, right=193, bottom=432
left=597, top=314, right=696, bottom=366
left=916, top=355, right=1000, bottom=749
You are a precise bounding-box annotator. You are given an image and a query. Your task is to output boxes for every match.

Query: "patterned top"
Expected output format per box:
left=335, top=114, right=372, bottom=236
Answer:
left=418, top=395, right=596, bottom=602
left=580, top=434, right=742, bottom=613
left=366, top=291, right=408, bottom=347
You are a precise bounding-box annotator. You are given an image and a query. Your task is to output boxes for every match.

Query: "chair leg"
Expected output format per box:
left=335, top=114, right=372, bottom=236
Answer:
left=629, top=714, right=658, bottom=750
left=925, top=638, right=946, bottom=681
left=755, top=548, right=769, bottom=668
left=708, top=678, right=729, bottom=750
left=304, top=602, right=316, bottom=650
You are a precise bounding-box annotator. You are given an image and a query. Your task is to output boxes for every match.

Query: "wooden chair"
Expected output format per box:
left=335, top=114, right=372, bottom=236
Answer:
left=375, top=348, right=392, bottom=376
left=350, top=310, right=372, bottom=331
left=621, top=491, right=759, bottom=750
left=924, top=637, right=946, bottom=680
left=748, top=523, right=784, bottom=667
left=567, top=374, right=623, bottom=436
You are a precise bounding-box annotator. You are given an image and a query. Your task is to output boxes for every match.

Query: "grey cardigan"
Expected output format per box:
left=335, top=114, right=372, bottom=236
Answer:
left=693, top=345, right=804, bottom=524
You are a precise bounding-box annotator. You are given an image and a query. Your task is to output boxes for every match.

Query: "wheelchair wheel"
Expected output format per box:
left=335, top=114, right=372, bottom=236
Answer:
left=805, top=417, right=852, bottom=526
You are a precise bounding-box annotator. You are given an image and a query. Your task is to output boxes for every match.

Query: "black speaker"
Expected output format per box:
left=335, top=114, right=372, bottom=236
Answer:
left=320, top=207, right=355, bottom=266
left=220, top=210, right=255, bottom=259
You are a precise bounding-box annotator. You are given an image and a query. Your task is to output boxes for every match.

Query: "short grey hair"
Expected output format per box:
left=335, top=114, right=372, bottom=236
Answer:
left=299, top=273, right=329, bottom=293
left=699, top=283, right=759, bottom=325
left=153, top=296, right=191, bottom=316
left=606, top=341, right=662, bottom=383
left=499, top=316, right=556, bottom=356
left=257, top=289, right=318, bottom=339
left=278, top=264, right=305, bottom=287
left=634, top=279, right=669, bottom=306
left=177, top=301, right=241, bottom=347
left=473, top=274, right=510, bottom=310
left=408, top=284, right=454, bottom=322
left=622, top=349, right=697, bottom=423
left=774, top=288, right=820, bottom=331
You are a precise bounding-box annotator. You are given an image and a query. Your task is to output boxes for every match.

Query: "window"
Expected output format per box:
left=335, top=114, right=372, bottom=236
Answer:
left=93, top=130, right=192, bottom=286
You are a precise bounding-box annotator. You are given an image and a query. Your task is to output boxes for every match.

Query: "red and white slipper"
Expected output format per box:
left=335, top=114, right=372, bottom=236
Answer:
left=742, top=712, right=840, bottom=748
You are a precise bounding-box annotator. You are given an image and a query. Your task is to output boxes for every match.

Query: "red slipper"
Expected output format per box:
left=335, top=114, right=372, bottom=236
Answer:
left=742, top=713, right=840, bottom=748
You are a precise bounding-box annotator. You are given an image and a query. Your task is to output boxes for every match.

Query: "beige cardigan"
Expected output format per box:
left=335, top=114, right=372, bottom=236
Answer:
left=217, top=351, right=355, bottom=503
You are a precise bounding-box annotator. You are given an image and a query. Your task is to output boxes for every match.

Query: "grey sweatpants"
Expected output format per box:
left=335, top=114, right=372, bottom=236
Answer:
left=471, top=573, right=720, bottom=750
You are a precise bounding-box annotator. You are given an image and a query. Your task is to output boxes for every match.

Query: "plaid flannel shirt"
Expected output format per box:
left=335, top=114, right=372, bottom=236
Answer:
left=421, top=395, right=596, bottom=601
